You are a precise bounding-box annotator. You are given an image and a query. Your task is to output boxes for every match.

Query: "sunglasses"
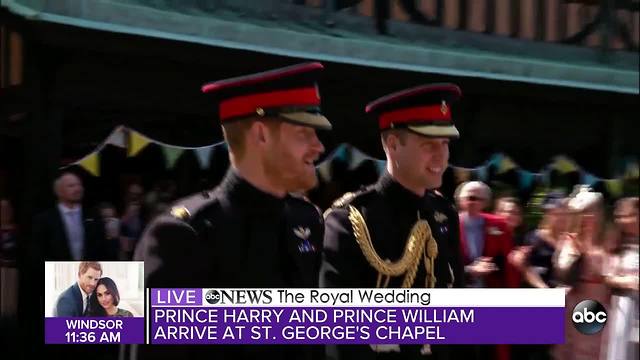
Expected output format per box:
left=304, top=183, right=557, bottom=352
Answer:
left=465, top=196, right=485, bottom=202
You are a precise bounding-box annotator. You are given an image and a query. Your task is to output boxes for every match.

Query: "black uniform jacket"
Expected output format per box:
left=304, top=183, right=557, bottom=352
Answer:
left=135, top=169, right=324, bottom=360
left=320, top=172, right=465, bottom=360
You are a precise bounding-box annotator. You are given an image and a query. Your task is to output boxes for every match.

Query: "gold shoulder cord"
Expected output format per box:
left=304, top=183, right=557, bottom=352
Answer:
left=348, top=205, right=438, bottom=288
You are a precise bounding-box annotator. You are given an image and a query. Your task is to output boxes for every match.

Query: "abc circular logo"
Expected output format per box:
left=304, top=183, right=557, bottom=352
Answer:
left=205, top=290, right=221, bottom=304
left=572, top=300, right=607, bottom=335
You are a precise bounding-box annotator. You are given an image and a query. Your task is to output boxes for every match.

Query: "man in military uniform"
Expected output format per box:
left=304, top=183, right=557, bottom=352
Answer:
left=134, top=62, right=330, bottom=359
left=320, top=84, right=465, bottom=360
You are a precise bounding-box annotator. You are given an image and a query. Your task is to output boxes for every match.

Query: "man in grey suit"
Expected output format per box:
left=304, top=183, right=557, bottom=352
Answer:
left=54, top=262, right=102, bottom=317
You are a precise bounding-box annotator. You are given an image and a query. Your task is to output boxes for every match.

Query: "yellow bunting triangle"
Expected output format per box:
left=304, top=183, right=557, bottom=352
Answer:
left=605, top=179, right=623, bottom=198
left=553, top=156, right=578, bottom=174
left=317, top=161, right=332, bottom=182
left=78, top=152, right=100, bottom=177
left=498, top=156, right=517, bottom=175
left=128, top=130, right=151, bottom=157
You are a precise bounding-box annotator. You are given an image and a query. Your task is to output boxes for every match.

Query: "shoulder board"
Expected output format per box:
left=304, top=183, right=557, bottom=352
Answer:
left=323, top=187, right=375, bottom=219
left=330, top=192, right=358, bottom=209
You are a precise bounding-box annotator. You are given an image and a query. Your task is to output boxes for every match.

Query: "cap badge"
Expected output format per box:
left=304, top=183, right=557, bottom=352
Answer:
left=440, top=101, right=448, bottom=115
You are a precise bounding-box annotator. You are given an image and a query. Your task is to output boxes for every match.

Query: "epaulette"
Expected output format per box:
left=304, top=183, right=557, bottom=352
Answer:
left=323, top=187, right=374, bottom=219
left=330, top=192, right=358, bottom=209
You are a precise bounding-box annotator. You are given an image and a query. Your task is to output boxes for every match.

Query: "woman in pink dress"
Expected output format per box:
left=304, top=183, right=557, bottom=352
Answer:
left=553, top=187, right=611, bottom=360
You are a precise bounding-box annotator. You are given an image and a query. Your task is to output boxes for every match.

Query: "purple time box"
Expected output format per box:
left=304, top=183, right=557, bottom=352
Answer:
left=45, top=317, right=145, bottom=344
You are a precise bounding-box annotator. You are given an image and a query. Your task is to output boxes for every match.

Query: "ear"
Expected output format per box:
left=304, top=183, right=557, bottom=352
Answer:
left=250, top=121, right=268, bottom=145
left=385, top=134, right=398, bottom=153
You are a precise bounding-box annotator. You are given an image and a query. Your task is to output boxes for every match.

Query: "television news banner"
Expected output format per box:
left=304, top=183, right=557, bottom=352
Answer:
left=45, top=264, right=571, bottom=346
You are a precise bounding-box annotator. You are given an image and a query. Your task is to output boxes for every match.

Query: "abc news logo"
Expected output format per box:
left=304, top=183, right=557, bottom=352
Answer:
left=205, top=289, right=273, bottom=305
left=572, top=300, right=607, bottom=335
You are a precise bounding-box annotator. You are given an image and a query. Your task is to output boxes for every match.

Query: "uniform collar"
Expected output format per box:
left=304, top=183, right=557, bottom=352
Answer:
left=375, top=171, right=425, bottom=209
left=219, top=169, right=286, bottom=212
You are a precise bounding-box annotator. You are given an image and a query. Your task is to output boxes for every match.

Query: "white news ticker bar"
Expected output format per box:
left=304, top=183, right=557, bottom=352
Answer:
left=193, top=288, right=565, bottom=307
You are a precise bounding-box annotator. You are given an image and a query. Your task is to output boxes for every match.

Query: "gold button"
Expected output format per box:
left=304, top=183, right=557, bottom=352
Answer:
left=256, top=107, right=265, bottom=116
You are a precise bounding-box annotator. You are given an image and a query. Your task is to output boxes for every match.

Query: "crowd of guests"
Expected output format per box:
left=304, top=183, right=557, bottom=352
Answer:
left=0, top=171, right=636, bottom=359
left=455, top=181, right=638, bottom=360
left=22, top=171, right=179, bottom=262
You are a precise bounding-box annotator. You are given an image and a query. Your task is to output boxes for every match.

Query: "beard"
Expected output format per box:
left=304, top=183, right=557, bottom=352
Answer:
left=263, top=149, right=317, bottom=193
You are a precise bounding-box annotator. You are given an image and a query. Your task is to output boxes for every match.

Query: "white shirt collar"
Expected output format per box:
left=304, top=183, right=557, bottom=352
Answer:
left=58, top=203, right=81, bottom=214
left=78, top=284, right=89, bottom=299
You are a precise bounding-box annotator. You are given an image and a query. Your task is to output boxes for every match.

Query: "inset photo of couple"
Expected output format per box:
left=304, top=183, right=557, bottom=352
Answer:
left=44, top=261, right=144, bottom=318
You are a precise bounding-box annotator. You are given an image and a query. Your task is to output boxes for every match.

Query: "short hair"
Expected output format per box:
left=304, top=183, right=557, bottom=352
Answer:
left=380, top=129, right=408, bottom=150
left=222, top=117, right=281, bottom=161
left=456, top=181, right=492, bottom=202
left=96, top=277, right=120, bottom=306
left=78, top=262, right=102, bottom=276
left=53, top=171, right=81, bottom=195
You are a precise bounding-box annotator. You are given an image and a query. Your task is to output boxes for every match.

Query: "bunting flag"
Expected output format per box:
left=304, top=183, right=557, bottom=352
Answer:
left=58, top=126, right=637, bottom=201
left=194, top=147, right=214, bottom=169
left=553, top=155, right=579, bottom=174
left=333, top=144, right=349, bottom=163
left=497, top=155, right=518, bottom=175
left=489, top=153, right=503, bottom=168
left=374, top=160, right=387, bottom=175
left=453, top=167, right=471, bottom=184
left=162, top=147, right=185, bottom=169
left=128, top=129, right=151, bottom=157
left=625, top=162, right=639, bottom=179
left=518, top=169, right=536, bottom=190
left=104, top=126, right=126, bottom=148
left=580, top=171, right=600, bottom=187
left=604, top=179, right=624, bottom=198
left=348, top=147, right=370, bottom=171
left=317, top=161, right=332, bottom=182
left=76, top=152, right=100, bottom=177
left=474, top=166, right=489, bottom=182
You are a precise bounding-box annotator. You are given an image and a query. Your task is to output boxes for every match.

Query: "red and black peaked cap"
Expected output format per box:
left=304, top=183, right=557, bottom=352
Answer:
left=366, top=83, right=461, bottom=138
left=201, top=62, right=332, bottom=130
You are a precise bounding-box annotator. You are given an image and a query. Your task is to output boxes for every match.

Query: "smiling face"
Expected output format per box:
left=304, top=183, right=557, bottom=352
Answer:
left=495, top=201, right=523, bottom=231
left=95, top=284, right=114, bottom=310
left=78, top=268, right=101, bottom=295
left=385, top=130, right=450, bottom=191
left=262, top=121, right=325, bottom=192
left=459, top=185, right=489, bottom=217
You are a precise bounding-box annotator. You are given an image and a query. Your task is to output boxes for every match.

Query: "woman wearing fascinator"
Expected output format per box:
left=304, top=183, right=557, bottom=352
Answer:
left=553, top=186, right=612, bottom=360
